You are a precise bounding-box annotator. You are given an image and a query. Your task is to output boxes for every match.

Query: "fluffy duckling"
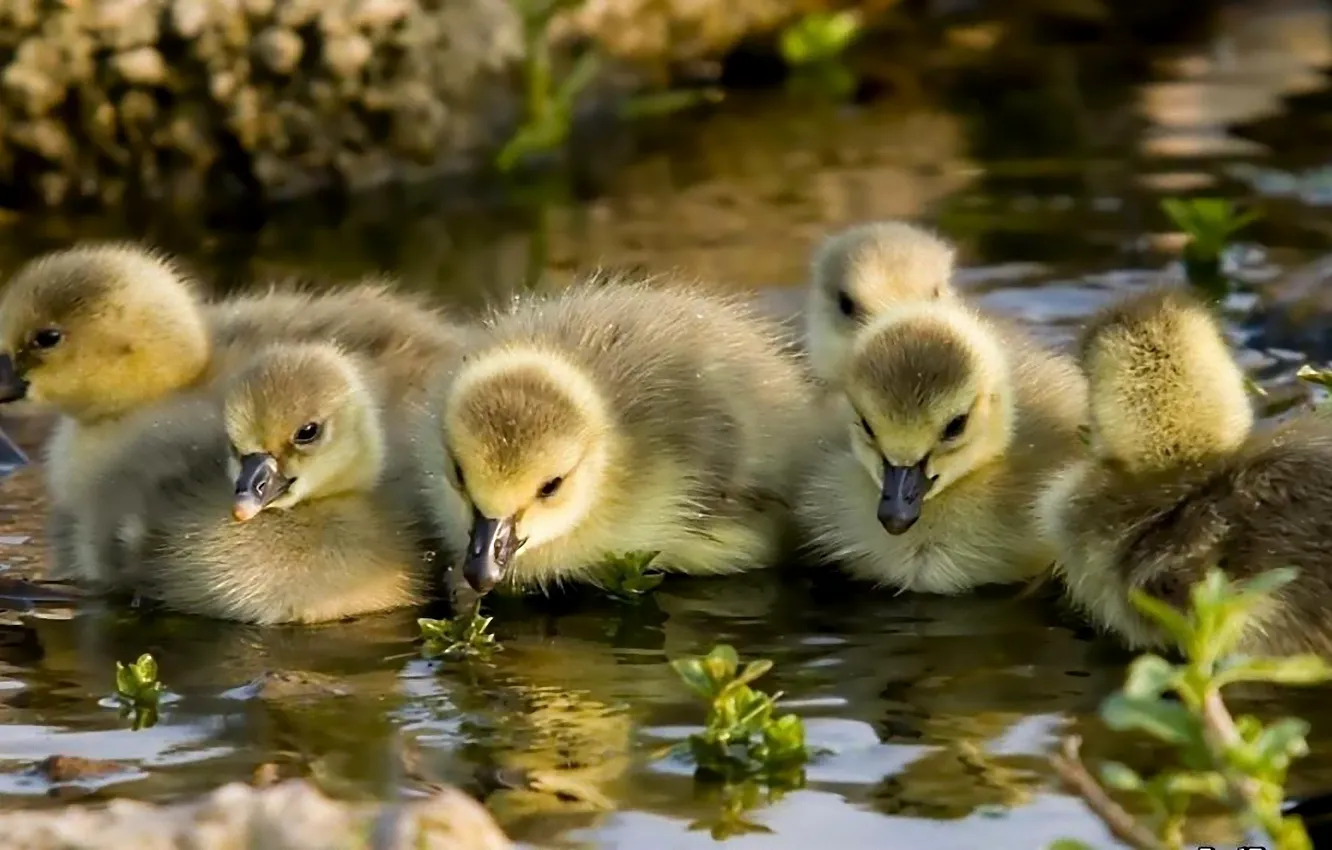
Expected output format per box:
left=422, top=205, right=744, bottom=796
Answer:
left=91, top=342, right=425, bottom=624
left=412, top=278, right=819, bottom=595
left=795, top=299, right=1087, bottom=593
left=0, top=244, right=467, bottom=570
left=805, top=221, right=958, bottom=385
left=1036, top=288, right=1332, bottom=656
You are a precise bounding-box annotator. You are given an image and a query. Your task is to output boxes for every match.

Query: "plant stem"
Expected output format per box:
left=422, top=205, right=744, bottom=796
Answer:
left=1050, top=736, right=1166, bottom=850
left=1200, top=689, right=1278, bottom=846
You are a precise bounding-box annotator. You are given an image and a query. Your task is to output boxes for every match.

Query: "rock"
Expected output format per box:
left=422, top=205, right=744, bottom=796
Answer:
left=111, top=47, right=167, bottom=86
left=32, top=755, right=127, bottom=783
left=254, top=27, right=304, bottom=75
left=0, top=0, right=875, bottom=212
left=323, top=34, right=373, bottom=79
left=0, top=779, right=512, bottom=850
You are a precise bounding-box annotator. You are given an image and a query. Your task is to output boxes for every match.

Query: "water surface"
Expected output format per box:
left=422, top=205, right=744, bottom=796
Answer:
left=4, top=3, right=1332, bottom=847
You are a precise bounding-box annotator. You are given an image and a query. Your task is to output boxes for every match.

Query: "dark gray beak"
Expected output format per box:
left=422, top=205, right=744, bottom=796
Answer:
left=232, top=453, right=292, bottom=522
left=464, top=507, right=521, bottom=594
left=877, top=458, right=933, bottom=535
left=0, top=354, right=28, bottom=404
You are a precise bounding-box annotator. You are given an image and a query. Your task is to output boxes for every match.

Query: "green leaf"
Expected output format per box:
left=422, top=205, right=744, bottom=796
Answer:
left=1159, top=770, right=1228, bottom=800
left=1047, top=841, right=1095, bottom=850
left=704, top=645, right=740, bottom=683
left=555, top=51, right=601, bottom=108
left=1237, top=566, right=1299, bottom=600
left=1250, top=717, right=1312, bottom=768
left=115, top=662, right=135, bottom=696
left=1100, top=693, right=1201, bottom=747
left=1123, top=654, right=1179, bottom=700
left=1098, top=761, right=1143, bottom=791
left=672, top=658, right=717, bottom=699
left=1213, top=655, right=1332, bottom=689
left=133, top=654, right=157, bottom=684
left=621, top=573, right=665, bottom=594
left=1297, top=364, right=1332, bottom=389
left=1127, top=590, right=1193, bottom=647
left=734, top=659, right=774, bottom=689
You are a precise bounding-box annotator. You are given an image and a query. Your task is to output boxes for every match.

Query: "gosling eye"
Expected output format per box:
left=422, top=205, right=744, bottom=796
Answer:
left=292, top=421, right=321, bottom=445
left=836, top=289, right=858, bottom=319
left=858, top=415, right=875, bottom=440
left=941, top=414, right=969, bottom=442
left=451, top=459, right=466, bottom=490
left=537, top=476, right=565, bottom=499
left=30, top=328, right=62, bottom=349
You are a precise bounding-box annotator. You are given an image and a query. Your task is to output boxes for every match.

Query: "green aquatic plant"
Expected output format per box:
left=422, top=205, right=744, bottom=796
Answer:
left=114, top=653, right=164, bottom=730
left=599, top=550, right=664, bottom=602
left=779, top=10, right=862, bottom=100
left=779, top=11, right=861, bottom=66
left=667, top=644, right=810, bottom=786
left=1160, top=198, right=1261, bottom=302
left=498, top=0, right=599, bottom=173
left=418, top=605, right=500, bottom=661
left=498, top=0, right=720, bottom=172
left=1051, top=568, right=1332, bottom=850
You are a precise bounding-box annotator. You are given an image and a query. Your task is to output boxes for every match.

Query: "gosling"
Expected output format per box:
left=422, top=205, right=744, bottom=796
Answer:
left=796, top=299, right=1087, bottom=593
left=0, top=243, right=466, bottom=571
left=412, top=277, right=819, bottom=595
left=805, top=221, right=958, bottom=385
left=1036, top=287, right=1332, bottom=657
left=90, top=342, right=426, bottom=624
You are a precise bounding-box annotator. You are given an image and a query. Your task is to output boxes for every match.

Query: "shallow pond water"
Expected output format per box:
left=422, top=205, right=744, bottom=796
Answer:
left=4, top=2, right=1332, bottom=847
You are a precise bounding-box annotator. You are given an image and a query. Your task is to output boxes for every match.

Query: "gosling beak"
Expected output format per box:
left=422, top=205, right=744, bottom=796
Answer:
left=0, top=355, right=28, bottom=404
left=232, top=453, right=292, bottom=522
left=463, top=507, right=521, bottom=595
left=877, top=458, right=933, bottom=535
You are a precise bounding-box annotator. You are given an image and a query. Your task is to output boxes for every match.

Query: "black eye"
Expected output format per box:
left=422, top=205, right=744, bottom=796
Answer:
left=858, top=416, right=875, bottom=440
left=31, top=328, right=61, bottom=349
left=452, top=460, right=466, bottom=489
left=942, top=414, right=968, bottom=441
left=538, top=476, right=564, bottom=499
left=836, top=289, right=858, bottom=319
left=293, top=422, right=321, bottom=444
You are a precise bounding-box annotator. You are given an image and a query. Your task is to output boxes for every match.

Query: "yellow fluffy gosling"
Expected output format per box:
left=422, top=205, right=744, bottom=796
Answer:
left=89, top=342, right=425, bottom=624
left=1036, top=288, right=1332, bottom=656
left=805, top=221, right=958, bottom=385
left=412, top=278, right=819, bottom=595
left=796, top=299, right=1087, bottom=593
left=0, top=244, right=466, bottom=575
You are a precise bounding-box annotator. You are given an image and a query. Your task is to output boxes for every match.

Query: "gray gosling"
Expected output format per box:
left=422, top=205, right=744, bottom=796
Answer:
left=796, top=298, right=1087, bottom=593
left=805, top=221, right=958, bottom=385
left=91, top=342, right=425, bottom=624
left=412, top=278, right=820, bottom=595
left=1036, top=287, right=1332, bottom=657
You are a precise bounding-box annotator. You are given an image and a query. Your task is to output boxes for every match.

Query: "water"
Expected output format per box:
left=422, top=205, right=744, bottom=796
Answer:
left=3, top=2, right=1332, bottom=846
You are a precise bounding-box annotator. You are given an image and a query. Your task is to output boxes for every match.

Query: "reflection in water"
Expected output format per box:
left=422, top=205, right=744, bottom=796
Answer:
left=2, top=1, right=1332, bottom=847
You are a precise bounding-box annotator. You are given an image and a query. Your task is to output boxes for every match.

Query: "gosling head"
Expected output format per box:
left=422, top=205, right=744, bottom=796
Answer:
left=1080, top=287, right=1252, bottom=474
left=439, top=348, right=615, bottom=594
left=806, top=221, right=957, bottom=382
left=223, top=343, right=385, bottom=522
left=843, top=302, right=1014, bottom=535
left=0, top=244, right=209, bottom=421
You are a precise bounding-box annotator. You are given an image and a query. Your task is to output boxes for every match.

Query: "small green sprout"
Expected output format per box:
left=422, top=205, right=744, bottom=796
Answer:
left=1051, top=568, right=1332, bottom=850
left=599, top=551, right=665, bottom=602
left=418, top=605, right=500, bottom=661
left=114, top=653, right=164, bottom=730
left=666, top=644, right=810, bottom=786
left=779, top=11, right=862, bottom=100
left=779, top=11, right=862, bottom=66
left=1298, top=363, right=1332, bottom=392
left=1160, top=198, right=1261, bottom=301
